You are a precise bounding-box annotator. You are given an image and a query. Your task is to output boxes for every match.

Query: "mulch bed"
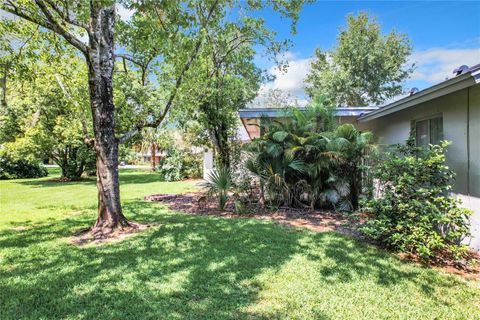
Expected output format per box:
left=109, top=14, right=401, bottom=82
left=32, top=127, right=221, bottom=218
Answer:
left=145, top=191, right=480, bottom=280
left=145, top=192, right=358, bottom=235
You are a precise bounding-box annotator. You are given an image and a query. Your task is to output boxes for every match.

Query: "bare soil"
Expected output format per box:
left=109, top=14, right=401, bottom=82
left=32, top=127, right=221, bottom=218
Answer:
left=70, top=222, right=150, bottom=246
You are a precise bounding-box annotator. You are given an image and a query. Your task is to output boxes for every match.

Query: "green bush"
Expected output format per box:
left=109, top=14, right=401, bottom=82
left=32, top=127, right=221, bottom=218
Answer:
left=0, top=154, right=48, bottom=180
left=245, top=99, right=374, bottom=211
left=202, top=166, right=233, bottom=210
left=360, top=139, right=472, bottom=261
left=157, top=149, right=202, bottom=182
left=60, top=145, right=97, bottom=178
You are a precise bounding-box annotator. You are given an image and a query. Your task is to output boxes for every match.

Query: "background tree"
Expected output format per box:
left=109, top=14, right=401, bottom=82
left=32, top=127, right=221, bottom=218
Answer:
left=140, top=127, right=175, bottom=171
left=264, top=88, right=298, bottom=108
left=173, top=23, right=263, bottom=168
left=0, top=22, right=94, bottom=180
left=0, top=20, right=42, bottom=140
left=250, top=88, right=298, bottom=109
left=1, top=0, right=307, bottom=236
left=305, top=12, right=414, bottom=106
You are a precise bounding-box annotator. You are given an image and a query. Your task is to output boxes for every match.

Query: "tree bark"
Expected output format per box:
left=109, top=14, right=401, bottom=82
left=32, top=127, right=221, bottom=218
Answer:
left=87, top=6, right=129, bottom=235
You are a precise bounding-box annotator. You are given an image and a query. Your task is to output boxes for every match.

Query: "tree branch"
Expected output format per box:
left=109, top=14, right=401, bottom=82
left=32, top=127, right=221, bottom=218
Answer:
left=34, top=0, right=88, bottom=54
left=1, top=1, right=56, bottom=32
left=54, top=74, right=93, bottom=146
left=115, top=53, right=145, bottom=68
left=117, top=0, right=220, bottom=143
left=2, top=0, right=89, bottom=55
left=43, top=0, right=90, bottom=32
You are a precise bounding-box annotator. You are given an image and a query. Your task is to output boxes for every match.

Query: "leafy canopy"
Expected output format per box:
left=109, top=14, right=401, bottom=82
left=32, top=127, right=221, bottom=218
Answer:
left=305, top=12, right=414, bottom=106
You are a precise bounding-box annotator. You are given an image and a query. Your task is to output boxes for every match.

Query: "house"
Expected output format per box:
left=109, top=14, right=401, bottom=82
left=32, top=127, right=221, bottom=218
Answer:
left=358, top=64, right=480, bottom=251
left=239, top=106, right=378, bottom=140
left=238, top=64, right=480, bottom=251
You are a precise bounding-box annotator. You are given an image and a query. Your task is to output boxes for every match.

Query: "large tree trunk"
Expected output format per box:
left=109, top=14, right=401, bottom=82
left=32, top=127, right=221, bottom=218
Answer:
left=87, top=6, right=129, bottom=236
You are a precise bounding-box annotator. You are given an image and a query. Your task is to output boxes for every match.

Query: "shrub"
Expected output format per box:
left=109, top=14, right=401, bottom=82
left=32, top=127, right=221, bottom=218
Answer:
left=360, top=139, right=472, bottom=261
left=60, top=145, right=96, bottom=179
left=157, top=149, right=202, bottom=182
left=0, top=154, right=48, bottom=180
left=202, top=166, right=233, bottom=210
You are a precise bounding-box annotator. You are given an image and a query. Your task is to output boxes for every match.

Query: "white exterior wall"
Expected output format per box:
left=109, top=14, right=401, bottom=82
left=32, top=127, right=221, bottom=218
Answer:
left=362, top=84, right=480, bottom=251
left=203, top=149, right=214, bottom=180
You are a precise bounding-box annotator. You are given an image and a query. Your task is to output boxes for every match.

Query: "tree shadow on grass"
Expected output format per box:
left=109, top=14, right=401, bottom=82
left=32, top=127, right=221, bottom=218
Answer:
left=301, top=232, right=467, bottom=305
left=0, top=201, right=310, bottom=319
left=0, top=201, right=474, bottom=319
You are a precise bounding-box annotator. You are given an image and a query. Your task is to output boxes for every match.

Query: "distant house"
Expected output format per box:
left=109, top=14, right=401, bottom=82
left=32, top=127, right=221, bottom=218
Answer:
left=238, top=64, right=480, bottom=251
left=239, top=106, right=378, bottom=140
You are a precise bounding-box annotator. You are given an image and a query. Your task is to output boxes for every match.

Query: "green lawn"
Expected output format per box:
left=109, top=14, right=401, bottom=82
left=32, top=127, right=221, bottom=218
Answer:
left=0, top=169, right=478, bottom=319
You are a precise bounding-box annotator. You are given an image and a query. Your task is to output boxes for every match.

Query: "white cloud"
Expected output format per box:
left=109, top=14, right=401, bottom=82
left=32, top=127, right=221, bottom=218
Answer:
left=409, top=48, right=480, bottom=83
left=264, top=57, right=312, bottom=96
left=117, top=5, right=134, bottom=22
left=249, top=54, right=312, bottom=107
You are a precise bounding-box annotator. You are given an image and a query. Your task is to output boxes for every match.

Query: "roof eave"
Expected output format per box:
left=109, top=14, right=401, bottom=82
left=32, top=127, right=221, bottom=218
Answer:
left=239, top=106, right=378, bottom=119
left=358, top=72, right=478, bottom=123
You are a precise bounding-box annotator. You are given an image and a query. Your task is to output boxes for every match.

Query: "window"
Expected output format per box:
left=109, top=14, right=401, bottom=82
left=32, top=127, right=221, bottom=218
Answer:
left=414, top=116, right=443, bottom=147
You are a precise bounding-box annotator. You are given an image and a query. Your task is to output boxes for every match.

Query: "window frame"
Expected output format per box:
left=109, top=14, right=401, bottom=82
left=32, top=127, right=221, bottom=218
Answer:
left=412, top=114, right=443, bottom=147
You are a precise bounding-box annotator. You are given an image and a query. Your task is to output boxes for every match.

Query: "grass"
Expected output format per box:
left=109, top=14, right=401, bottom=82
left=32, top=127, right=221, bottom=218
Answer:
left=0, top=169, right=478, bottom=319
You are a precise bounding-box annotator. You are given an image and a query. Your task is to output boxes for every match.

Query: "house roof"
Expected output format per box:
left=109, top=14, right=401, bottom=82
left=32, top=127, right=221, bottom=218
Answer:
left=238, top=106, right=378, bottom=119
left=358, top=63, right=480, bottom=122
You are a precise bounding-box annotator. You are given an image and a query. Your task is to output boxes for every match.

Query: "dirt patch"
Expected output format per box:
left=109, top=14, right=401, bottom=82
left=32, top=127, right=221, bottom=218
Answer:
left=144, top=194, right=178, bottom=202
left=147, top=191, right=480, bottom=280
left=70, top=222, right=150, bottom=246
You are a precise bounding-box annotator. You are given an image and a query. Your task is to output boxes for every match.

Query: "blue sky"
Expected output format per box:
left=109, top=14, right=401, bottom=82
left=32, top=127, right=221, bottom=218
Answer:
left=255, top=0, right=480, bottom=106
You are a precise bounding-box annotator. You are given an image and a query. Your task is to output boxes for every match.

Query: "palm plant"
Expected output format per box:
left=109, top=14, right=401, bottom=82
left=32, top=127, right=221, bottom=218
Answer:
left=245, top=100, right=374, bottom=211
left=140, top=128, right=175, bottom=171
left=331, top=124, right=374, bottom=208
left=202, top=166, right=233, bottom=210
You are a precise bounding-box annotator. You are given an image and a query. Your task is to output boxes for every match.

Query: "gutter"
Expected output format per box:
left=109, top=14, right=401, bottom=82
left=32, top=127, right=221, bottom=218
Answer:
left=358, top=71, right=479, bottom=123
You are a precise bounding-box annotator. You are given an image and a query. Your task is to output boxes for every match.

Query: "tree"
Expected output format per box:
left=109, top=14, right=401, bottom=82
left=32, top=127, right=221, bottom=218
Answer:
left=140, top=128, right=175, bottom=171
left=1, top=1, right=307, bottom=236
left=263, top=88, right=297, bottom=108
left=0, top=22, right=94, bottom=179
left=305, top=12, right=414, bottom=106
left=173, top=23, right=262, bottom=168
left=249, top=88, right=298, bottom=109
